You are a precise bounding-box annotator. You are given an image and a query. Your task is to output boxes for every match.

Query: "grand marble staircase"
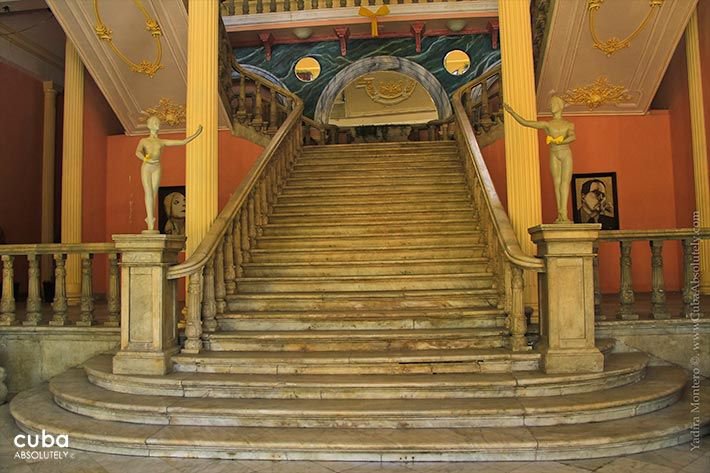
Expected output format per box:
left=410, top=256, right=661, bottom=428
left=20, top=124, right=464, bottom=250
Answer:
left=10, top=142, right=708, bottom=461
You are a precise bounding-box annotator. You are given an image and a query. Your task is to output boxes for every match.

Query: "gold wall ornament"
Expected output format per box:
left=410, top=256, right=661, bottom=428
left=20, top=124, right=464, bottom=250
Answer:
left=356, top=77, right=417, bottom=106
left=93, top=0, right=163, bottom=77
left=587, top=0, right=664, bottom=56
left=562, top=76, right=632, bottom=109
left=140, top=98, right=186, bottom=127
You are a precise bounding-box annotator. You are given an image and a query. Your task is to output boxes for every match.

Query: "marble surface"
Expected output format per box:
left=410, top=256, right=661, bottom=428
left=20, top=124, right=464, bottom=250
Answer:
left=0, top=402, right=708, bottom=472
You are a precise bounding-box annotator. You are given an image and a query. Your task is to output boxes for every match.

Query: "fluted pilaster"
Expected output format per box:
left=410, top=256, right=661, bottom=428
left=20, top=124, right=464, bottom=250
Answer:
left=185, top=0, right=219, bottom=256
left=499, top=0, right=542, bottom=307
left=41, top=81, right=57, bottom=282
left=685, top=11, right=710, bottom=295
left=60, top=40, right=84, bottom=301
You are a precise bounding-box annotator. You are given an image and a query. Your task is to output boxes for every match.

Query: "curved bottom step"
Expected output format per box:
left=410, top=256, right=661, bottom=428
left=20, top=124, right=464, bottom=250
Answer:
left=11, top=386, right=709, bottom=461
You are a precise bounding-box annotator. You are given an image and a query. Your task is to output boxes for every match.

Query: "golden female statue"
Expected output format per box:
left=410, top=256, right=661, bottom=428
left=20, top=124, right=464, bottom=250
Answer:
left=135, top=117, right=202, bottom=233
left=503, top=96, right=576, bottom=224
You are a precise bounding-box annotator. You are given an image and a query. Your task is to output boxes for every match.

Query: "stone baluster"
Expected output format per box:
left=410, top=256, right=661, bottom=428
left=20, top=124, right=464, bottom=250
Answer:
left=224, top=222, right=237, bottom=295
left=77, top=253, right=95, bottom=326
left=340, top=0, right=347, bottom=7
left=297, top=0, right=304, bottom=10
left=240, top=208, right=251, bottom=264
left=256, top=0, right=264, bottom=13
left=650, top=240, right=670, bottom=319
left=616, top=240, right=638, bottom=320
left=270, top=0, right=277, bottom=12
left=202, top=256, right=218, bottom=332
left=312, top=0, right=319, bottom=8
left=25, top=254, right=42, bottom=326
left=234, top=217, right=245, bottom=277
left=368, top=0, right=375, bottom=5
left=593, top=242, right=603, bottom=320
left=326, top=0, right=333, bottom=7
left=510, top=265, right=527, bottom=351
left=242, top=0, right=249, bottom=14
left=237, top=75, right=247, bottom=122
left=253, top=85, right=263, bottom=130
left=0, top=256, right=16, bottom=326
left=248, top=192, right=257, bottom=248
left=184, top=270, right=204, bottom=353
left=268, top=89, right=278, bottom=134
left=106, top=253, right=120, bottom=327
left=681, top=238, right=700, bottom=318
left=284, top=0, right=291, bottom=11
left=260, top=181, right=269, bottom=229
left=50, top=253, right=68, bottom=326
left=215, top=242, right=227, bottom=315
left=354, top=0, right=361, bottom=6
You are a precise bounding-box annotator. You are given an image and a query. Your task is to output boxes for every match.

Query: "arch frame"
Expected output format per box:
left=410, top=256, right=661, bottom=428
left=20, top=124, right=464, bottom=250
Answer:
left=314, top=56, right=452, bottom=125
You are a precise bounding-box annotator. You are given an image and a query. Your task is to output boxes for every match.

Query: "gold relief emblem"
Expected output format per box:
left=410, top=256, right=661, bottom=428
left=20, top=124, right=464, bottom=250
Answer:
left=140, top=98, right=186, bottom=127
left=562, top=77, right=632, bottom=110
left=93, top=0, right=163, bottom=78
left=356, top=77, right=417, bottom=106
left=587, top=0, right=665, bottom=56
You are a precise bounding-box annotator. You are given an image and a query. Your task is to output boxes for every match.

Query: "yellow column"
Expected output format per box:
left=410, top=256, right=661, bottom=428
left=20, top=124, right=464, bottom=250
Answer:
left=185, top=0, right=219, bottom=256
left=41, top=81, right=57, bottom=283
left=61, top=40, right=84, bottom=302
left=686, top=11, right=710, bottom=294
left=499, top=0, right=543, bottom=307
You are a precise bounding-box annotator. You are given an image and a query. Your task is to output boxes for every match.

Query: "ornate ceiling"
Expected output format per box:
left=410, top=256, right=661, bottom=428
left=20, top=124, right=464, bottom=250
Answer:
left=536, top=0, right=697, bottom=116
left=45, top=0, right=231, bottom=135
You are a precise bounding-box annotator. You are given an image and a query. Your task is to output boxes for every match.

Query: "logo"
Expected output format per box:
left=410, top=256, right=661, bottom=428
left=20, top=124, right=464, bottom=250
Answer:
left=13, top=430, right=72, bottom=461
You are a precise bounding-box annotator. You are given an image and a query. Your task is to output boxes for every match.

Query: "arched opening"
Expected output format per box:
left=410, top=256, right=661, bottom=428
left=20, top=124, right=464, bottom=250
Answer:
left=314, top=56, right=451, bottom=125
left=328, top=71, right=439, bottom=127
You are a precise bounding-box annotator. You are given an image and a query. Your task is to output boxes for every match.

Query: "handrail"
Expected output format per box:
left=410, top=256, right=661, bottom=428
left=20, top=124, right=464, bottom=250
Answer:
left=0, top=243, right=115, bottom=256
left=598, top=228, right=710, bottom=241
left=167, top=99, right=303, bottom=280
left=452, top=69, right=543, bottom=272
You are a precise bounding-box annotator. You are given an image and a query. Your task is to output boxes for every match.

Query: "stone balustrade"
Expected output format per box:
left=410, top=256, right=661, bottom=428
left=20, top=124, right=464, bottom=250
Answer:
left=221, top=0, right=469, bottom=16
left=0, top=243, right=120, bottom=327
left=596, top=229, right=710, bottom=320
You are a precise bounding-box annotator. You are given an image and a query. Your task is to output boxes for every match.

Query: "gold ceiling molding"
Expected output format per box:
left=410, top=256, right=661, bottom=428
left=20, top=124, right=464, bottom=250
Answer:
left=93, top=0, right=163, bottom=78
left=587, top=0, right=664, bottom=57
left=140, top=98, right=186, bottom=126
left=562, top=76, right=632, bottom=109
left=356, top=77, right=417, bottom=106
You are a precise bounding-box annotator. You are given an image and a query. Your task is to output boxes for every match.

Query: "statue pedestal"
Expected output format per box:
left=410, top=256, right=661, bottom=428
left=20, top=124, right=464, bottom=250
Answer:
left=529, top=224, right=604, bottom=374
left=111, top=234, right=184, bottom=376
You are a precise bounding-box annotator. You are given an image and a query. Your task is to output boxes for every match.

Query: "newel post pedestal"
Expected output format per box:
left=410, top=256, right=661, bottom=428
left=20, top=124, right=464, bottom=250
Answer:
left=529, top=224, right=604, bottom=374
left=112, top=235, right=185, bottom=375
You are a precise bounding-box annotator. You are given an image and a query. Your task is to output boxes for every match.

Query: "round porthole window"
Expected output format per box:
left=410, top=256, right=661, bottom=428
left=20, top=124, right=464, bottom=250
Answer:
left=294, top=57, right=321, bottom=82
left=444, top=50, right=471, bottom=76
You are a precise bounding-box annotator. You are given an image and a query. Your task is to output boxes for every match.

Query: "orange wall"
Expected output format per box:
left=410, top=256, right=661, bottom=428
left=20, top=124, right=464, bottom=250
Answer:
left=105, top=132, right=263, bottom=239
left=481, top=112, right=687, bottom=293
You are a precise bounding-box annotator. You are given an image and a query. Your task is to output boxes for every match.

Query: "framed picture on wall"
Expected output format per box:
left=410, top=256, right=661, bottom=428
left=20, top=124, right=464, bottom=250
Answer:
left=571, top=172, right=620, bottom=230
left=158, top=186, right=186, bottom=236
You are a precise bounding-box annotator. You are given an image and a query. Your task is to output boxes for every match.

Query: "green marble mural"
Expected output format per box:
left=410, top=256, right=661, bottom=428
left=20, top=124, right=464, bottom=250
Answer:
left=234, top=34, right=500, bottom=118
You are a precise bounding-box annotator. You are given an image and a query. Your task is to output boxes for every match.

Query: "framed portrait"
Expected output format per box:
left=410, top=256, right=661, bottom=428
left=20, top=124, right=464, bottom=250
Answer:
left=571, top=172, right=620, bottom=230
left=158, top=186, right=186, bottom=236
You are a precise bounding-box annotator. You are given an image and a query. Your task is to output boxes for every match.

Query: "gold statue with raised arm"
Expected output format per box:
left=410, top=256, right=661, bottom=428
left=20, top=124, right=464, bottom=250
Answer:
left=135, top=117, right=202, bottom=233
left=503, top=96, right=576, bottom=224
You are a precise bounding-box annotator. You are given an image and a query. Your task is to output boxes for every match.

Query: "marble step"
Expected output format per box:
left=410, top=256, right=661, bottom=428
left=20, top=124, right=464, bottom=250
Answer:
left=267, top=209, right=477, bottom=225
left=288, top=164, right=464, bottom=178
left=274, top=191, right=471, bottom=206
left=295, top=156, right=461, bottom=168
left=270, top=200, right=473, bottom=215
left=83, top=352, right=646, bottom=399
left=217, top=308, right=507, bottom=332
left=236, top=273, right=495, bottom=293
left=255, top=232, right=482, bottom=250
left=280, top=184, right=469, bottom=198
left=301, top=142, right=457, bottom=153
left=241, top=258, right=488, bottom=277
left=227, top=289, right=500, bottom=311
left=286, top=174, right=466, bottom=187
left=49, top=366, right=686, bottom=429
left=202, top=328, right=508, bottom=352
left=287, top=170, right=466, bottom=182
left=249, top=245, right=487, bottom=263
left=14, top=383, right=708, bottom=461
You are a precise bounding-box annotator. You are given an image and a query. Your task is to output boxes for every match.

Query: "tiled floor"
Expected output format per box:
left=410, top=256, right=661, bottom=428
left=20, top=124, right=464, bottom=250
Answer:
left=0, top=404, right=706, bottom=473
